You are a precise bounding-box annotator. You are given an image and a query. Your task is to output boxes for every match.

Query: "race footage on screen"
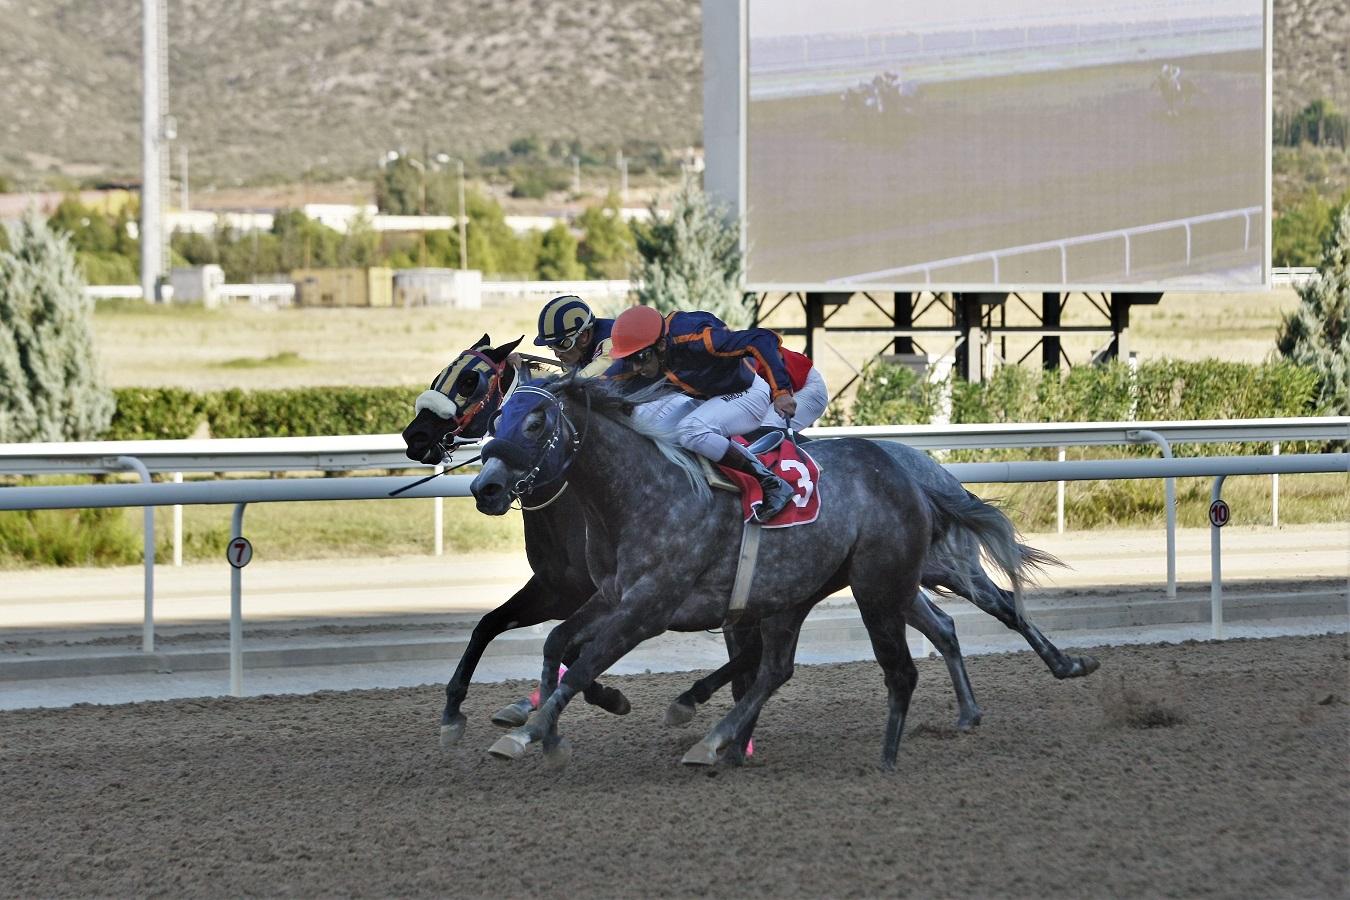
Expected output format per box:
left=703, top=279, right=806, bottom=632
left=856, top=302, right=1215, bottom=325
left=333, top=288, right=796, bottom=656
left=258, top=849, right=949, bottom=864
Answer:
left=745, top=0, right=1268, bottom=290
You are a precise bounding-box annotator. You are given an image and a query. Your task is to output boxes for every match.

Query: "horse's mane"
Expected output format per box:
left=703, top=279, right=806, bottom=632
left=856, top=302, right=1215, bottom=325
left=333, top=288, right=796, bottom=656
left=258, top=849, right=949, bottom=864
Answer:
left=547, top=374, right=711, bottom=503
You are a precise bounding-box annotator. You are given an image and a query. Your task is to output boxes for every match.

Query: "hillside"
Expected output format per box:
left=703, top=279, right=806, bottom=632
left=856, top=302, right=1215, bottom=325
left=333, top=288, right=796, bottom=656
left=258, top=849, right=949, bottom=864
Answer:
left=0, top=0, right=701, bottom=186
left=0, top=0, right=1344, bottom=189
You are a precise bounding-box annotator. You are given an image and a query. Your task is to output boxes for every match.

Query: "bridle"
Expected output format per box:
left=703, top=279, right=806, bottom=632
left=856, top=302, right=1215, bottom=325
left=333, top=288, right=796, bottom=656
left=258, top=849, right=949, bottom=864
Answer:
left=503, top=386, right=583, bottom=510
left=446, top=349, right=510, bottom=440
left=391, top=353, right=561, bottom=499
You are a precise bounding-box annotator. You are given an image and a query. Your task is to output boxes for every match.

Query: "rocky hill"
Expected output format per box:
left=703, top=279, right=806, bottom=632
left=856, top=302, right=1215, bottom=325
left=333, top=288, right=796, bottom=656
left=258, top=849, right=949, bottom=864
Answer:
left=0, top=0, right=1343, bottom=188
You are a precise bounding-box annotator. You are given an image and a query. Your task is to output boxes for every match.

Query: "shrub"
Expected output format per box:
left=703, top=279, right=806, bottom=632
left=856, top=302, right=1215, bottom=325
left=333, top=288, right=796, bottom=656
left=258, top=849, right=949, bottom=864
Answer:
left=1274, top=190, right=1337, bottom=266
left=535, top=223, right=585, bottom=280
left=0, top=505, right=141, bottom=567
left=848, top=358, right=1321, bottom=441
left=204, top=387, right=414, bottom=438
left=107, top=388, right=210, bottom=440
left=577, top=193, right=637, bottom=279
left=850, top=363, right=941, bottom=425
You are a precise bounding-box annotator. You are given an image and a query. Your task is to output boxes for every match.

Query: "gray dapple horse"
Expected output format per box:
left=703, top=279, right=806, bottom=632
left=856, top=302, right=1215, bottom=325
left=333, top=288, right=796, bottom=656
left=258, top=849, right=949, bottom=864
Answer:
left=470, top=376, right=1048, bottom=768
left=403, top=338, right=1096, bottom=744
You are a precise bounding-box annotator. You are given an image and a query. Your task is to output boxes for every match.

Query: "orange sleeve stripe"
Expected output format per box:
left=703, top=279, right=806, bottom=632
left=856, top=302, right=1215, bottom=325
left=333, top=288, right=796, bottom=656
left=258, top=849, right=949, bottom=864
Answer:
left=745, top=347, right=785, bottom=396
left=663, top=370, right=704, bottom=397
left=690, top=328, right=787, bottom=396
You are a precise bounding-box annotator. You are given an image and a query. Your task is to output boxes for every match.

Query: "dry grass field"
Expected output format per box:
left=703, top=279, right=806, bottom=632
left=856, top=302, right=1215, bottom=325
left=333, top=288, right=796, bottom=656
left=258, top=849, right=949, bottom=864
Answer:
left=93, top=289, right=1304, bottom=392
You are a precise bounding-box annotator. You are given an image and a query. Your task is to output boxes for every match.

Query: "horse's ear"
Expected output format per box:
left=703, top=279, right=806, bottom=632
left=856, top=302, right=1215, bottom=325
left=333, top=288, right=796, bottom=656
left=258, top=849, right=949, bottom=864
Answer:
left=472, top=333, right=490, bottom=350
left=482, top=335, right=524, bottom=365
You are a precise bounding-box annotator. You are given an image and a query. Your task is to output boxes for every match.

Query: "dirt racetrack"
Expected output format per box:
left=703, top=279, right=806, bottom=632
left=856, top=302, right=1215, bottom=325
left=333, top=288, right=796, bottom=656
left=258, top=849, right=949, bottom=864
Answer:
left=2, top=634, right=1347, bottom=898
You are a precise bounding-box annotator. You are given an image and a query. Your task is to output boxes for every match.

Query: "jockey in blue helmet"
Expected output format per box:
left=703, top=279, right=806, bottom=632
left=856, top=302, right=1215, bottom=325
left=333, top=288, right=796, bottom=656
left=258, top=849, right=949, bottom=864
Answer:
left=534, top=295, right=615, bottom=376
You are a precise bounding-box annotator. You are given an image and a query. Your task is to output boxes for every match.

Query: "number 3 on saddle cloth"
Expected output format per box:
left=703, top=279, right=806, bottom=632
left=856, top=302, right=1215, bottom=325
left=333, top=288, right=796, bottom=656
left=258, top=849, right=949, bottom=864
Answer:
left=716, top=437, right=823, bottom=528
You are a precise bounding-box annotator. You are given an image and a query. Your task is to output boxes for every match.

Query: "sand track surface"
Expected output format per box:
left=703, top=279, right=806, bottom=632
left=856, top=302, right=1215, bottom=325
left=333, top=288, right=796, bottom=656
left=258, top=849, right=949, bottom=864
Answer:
left=2, top=635, right=1346, bottom=898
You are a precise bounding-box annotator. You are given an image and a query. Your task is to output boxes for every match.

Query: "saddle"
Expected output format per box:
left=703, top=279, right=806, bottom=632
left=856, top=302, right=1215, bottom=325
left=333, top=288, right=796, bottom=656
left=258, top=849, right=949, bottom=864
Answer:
left=697, top=427, right=801, bottom=492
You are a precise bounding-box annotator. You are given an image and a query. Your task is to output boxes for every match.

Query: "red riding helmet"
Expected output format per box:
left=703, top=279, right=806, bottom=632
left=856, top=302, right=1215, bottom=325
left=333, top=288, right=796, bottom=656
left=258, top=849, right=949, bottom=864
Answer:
left=609, top=305, right=666, bottom=359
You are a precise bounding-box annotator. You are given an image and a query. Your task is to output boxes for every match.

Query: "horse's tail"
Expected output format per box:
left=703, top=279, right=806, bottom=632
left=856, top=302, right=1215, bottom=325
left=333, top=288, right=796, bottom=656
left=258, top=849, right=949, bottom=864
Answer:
left=923, top=487, right=1062, bottom=621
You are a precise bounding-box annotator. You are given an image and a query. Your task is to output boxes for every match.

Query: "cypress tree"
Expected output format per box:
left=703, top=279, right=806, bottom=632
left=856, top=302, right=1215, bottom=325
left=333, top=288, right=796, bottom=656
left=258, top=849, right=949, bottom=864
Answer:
left=1277, top=204, right=1350, bottom=414
left=0, top=213, right=114, bottom=442
left=634, top=181, right=749, bottom=327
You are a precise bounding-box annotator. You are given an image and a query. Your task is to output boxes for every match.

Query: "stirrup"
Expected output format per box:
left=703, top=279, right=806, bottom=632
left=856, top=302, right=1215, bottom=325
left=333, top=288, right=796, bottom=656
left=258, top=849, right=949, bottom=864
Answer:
left=746, top=430, right=785, bottom=456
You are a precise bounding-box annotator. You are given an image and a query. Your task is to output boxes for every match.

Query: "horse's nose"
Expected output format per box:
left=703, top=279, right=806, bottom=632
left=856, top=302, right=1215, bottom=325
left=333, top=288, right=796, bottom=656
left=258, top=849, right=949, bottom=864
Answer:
left=403, top=426, right=429, bottom=461
left=470, top=470, right=508, bottom=514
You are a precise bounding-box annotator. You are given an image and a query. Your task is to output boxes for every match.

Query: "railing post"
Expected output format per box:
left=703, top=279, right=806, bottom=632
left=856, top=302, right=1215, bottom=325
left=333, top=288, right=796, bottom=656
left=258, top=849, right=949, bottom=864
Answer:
left=1271, top=441, right=1280, bottom=527
left=434, top=462, right=445, bottom=556
left=230, top=502, right=248, bottom=697
left=115, top=456, right=156, bottom=653
left=172, top=471, right=183, bottom=566
left=1210, top=475, right=1228, bottom=640
left=1056, top=446, right=1066, bottom=534
left=1127, top=431, right=1176, bottom=598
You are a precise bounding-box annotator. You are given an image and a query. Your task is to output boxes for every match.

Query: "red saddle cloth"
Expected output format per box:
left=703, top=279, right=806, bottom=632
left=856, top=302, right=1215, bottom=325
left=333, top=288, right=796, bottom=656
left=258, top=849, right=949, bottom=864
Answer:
left=717, top=437, right=823, bottom=528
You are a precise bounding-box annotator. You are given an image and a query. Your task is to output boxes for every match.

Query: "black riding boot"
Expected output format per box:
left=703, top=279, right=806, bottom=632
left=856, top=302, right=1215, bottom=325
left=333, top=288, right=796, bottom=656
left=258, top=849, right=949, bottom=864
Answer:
left=718, top=444, right=795, bottom=523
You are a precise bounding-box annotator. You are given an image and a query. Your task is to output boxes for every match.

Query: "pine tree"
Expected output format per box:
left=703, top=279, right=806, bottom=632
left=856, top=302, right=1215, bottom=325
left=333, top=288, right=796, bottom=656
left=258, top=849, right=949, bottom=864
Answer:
left=1277, top=204, right=1350, bottom=414
left=0, top=213, right=114, bottom=442
left=633, top=181, right=749, bottom=327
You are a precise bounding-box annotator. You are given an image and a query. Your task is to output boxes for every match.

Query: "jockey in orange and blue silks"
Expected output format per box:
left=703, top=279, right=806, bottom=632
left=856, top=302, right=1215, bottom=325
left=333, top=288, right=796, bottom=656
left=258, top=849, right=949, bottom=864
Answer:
left=534, top=295, right=615, bottom=377
left=604, top=305, right=797, bottom=523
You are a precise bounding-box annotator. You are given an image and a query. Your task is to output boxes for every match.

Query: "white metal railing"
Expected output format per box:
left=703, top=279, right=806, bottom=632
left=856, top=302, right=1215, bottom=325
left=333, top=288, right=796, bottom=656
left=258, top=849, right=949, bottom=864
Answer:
left=4, top=418, right=1343, bottom=591
left=1271, top=266, right=1319, bottom=288
left=1, top=452, right=1344, bottom=696
left=6, top=418, right=1342, bottom=477
left=828, top=206, right=1264, bottom=286
left=480, top=279, right=632, bottom=301
left=86, top=279, right=632, bottom=305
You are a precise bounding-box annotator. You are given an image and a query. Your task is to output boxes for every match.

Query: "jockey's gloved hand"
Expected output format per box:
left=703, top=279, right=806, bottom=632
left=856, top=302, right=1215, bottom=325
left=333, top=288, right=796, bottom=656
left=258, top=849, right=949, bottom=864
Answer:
left=772, top=392, right=797, bottom=422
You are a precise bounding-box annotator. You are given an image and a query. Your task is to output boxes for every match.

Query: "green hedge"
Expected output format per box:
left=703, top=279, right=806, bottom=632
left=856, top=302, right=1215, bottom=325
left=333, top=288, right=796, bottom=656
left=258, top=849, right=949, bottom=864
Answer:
left=849, top=358, right=1325, bottom=458
left=102, top=360, right=1323, bottom=442
left=106, top=386, right=417, bottom=439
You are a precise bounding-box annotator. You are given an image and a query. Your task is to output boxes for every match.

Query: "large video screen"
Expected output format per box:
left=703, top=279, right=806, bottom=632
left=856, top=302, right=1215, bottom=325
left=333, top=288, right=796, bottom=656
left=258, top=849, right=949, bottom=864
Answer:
left=742, top=0, right=1269, bottom=291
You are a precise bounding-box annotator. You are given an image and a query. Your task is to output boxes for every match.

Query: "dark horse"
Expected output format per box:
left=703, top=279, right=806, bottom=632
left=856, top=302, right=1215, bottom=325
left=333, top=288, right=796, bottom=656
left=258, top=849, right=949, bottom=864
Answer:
left=402, top=335, right=631, bottom=745
left=403, top=338, right=1097, bottom=746
left=470, top=375, right=1049, bottom=768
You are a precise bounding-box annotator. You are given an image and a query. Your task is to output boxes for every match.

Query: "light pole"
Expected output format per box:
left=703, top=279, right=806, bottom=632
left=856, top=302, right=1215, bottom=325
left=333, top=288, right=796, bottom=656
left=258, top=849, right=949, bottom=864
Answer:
left=439, top=155, right=468, bottom=271
left=390, top=150, right=429, bottom=266
left=141, top=0, right=165, bottom=303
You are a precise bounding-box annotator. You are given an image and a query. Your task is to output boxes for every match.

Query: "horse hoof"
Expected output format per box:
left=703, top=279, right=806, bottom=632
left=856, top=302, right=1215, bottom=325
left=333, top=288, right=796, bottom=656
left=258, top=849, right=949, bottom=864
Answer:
left=487, top=732, right=530, bottom=761
left=490, top=698, right=532, bottom=728
left=680, top=741, right=720, bottom=767
left=543, top=737, right=573, bottom=770
left=1058, top=656, right=1101, bottom=679
left=956, top=712, right=982, bottom=732
left=439, top=716, right=467, bottom=748
left=596, top=690, right=631, bottom=717
left=664, top=699, right=697, bottom=727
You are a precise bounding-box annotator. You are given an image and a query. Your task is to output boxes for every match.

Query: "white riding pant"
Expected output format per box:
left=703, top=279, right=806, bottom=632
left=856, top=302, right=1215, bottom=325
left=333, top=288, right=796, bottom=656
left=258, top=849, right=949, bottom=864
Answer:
left=630, top=391, right=700, bottom=433
left=760, top=366, right=828, bottom=431
left=675, top=376, right=772, bottom=462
